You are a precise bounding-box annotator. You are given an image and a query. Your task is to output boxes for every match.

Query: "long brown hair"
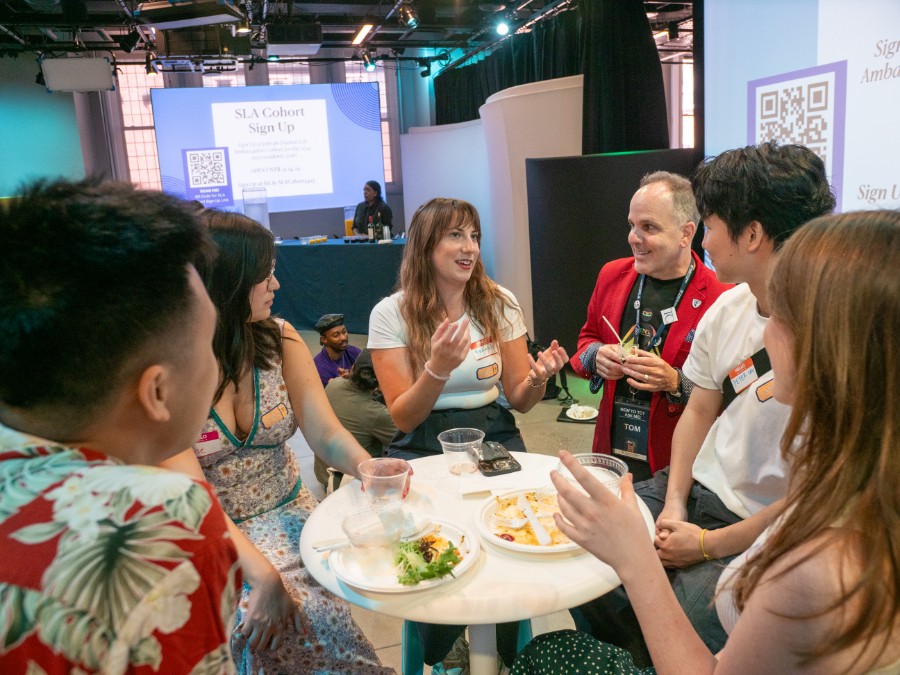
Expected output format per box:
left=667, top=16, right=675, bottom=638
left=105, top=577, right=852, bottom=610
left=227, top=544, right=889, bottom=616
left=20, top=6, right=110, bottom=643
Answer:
left=398, top=198, right=517, bottom=372
left=733, top=211, right=899, bottom=666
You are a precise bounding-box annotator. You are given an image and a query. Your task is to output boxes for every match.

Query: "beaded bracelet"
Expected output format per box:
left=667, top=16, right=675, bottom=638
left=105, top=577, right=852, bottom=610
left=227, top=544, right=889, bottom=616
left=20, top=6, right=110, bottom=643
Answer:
left=699, top=528, right=714, bottom=561
left=526, top=372, right=548, bottom=388
left=423, top=362, right=451, bottom=382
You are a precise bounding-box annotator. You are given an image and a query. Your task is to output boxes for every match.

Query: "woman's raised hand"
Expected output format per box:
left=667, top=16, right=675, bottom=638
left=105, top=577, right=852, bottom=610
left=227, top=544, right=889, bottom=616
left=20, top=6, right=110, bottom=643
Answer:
left=427, top=317, right=471, bottom=378
left=528, top=339, right=569, bottom=383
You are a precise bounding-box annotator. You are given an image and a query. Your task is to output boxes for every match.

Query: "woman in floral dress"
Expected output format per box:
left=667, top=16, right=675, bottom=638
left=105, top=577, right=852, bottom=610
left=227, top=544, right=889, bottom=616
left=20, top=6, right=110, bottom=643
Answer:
left=163, top=210, right=393, bottom=674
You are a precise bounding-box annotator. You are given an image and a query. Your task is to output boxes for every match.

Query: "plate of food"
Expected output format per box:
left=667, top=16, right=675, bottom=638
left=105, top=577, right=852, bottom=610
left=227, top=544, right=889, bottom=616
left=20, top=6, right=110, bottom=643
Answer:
left=476, top=489, right=581, bottom=553
left=565, top=405, right=598, bottom=421
left=329, top=519, right=480, bottom=593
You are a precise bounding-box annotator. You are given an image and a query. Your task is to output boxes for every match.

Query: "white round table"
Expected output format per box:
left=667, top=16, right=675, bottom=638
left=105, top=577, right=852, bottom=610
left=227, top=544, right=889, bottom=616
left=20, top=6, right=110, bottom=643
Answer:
left=299, top=452, right=654, bottom=675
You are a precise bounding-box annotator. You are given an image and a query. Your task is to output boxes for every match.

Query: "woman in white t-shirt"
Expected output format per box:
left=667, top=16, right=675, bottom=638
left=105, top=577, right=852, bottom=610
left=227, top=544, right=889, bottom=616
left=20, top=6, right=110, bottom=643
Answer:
left=369, top=197, right=569, bottom=668
left=511, top=211, right=900, bottom=674
left=369, top=197, right=568, bottom=460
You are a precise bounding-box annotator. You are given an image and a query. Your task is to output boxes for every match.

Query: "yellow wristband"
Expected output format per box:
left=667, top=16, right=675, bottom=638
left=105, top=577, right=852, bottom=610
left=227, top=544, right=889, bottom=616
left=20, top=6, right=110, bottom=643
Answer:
left=699, top=528, right=714, bottom=561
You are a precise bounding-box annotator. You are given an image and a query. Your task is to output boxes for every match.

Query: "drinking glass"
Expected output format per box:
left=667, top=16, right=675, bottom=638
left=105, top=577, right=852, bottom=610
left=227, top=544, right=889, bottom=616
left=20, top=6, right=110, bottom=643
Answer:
left=242, top=187, right=270, bottom=230
left=557, top=453, right=628, bottom=495
left=358, top=457, right=411, bottom=505
left=340, top=506, right=402, bottom=576
left=437, top=428, right=484, bottom=475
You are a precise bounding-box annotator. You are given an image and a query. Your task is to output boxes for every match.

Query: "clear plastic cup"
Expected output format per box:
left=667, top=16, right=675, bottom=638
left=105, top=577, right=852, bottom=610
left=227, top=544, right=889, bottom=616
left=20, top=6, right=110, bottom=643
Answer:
left=357, top=457, right=411, bottom=505
left=437, top=428, right=484, bottom=475
left=557, top=453, right=628, bottom=495
left=341, top=506, right=403, bottom=576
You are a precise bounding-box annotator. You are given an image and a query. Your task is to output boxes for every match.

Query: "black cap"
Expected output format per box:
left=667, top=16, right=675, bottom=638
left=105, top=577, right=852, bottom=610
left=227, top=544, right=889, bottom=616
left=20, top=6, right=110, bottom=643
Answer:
left=315, top=313, right=345, bottom=334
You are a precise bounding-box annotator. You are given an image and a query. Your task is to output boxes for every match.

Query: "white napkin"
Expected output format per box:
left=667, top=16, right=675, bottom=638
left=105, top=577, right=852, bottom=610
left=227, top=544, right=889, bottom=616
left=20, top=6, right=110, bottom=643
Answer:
left=457, top=466, right=553, bottom=496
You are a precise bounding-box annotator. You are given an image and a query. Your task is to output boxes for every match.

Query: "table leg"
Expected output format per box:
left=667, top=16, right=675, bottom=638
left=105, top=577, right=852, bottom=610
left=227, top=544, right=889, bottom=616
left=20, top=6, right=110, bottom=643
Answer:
left=468, top=623, right=497, bottom=675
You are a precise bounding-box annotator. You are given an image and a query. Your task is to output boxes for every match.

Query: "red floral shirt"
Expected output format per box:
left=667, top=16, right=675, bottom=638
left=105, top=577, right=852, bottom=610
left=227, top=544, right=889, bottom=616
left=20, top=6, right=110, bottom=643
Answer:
left=0, top=425, right=241, bottom=674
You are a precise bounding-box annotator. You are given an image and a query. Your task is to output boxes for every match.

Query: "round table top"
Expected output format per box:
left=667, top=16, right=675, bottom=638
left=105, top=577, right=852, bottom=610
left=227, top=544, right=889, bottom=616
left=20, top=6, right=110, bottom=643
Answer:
left=299, top=452, right=654, bottom=625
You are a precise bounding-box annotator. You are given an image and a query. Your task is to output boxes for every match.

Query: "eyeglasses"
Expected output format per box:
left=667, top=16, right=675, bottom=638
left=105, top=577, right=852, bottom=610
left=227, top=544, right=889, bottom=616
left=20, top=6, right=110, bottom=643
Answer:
left=265, top=259, right=276, bottom=290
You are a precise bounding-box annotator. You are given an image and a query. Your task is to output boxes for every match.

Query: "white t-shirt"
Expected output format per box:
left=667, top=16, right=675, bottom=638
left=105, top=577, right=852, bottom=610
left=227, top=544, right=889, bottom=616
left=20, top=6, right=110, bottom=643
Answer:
left=368, top=288, right=527, bottom=410
left=683, top=283, right=790, bottom=519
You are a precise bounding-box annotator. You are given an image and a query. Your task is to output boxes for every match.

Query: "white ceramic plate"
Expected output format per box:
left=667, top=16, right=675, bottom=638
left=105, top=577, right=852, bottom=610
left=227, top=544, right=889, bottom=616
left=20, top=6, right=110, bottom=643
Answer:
left=476, top=489, right=581, bottom=553
left=565, top=405, right=598, bottom=421
left=329, top=519, right=480, bottom=593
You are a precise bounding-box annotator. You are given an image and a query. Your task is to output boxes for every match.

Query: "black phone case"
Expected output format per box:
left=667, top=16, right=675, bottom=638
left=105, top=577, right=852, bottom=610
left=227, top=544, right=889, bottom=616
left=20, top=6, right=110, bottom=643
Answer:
left=477, top=441, right=522, bottom=476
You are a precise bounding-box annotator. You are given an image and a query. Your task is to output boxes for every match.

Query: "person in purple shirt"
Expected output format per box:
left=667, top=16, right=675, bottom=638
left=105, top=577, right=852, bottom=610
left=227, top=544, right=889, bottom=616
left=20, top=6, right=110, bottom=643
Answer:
left=313, top=313, right=361, bottom=388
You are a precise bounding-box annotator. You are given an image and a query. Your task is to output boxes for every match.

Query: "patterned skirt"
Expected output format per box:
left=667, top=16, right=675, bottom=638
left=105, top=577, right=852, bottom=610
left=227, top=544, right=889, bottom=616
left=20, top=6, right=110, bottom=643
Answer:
left=233, top=485, right=394, bottom=674
left=511, top=630, right=656, bottom=675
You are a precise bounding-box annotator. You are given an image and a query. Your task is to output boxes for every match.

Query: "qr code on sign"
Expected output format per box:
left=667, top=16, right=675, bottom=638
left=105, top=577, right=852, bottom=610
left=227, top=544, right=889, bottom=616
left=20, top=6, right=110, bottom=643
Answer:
left=748, top=61, right=846, bottom=201
left=186, top=149, right=228, bottom=188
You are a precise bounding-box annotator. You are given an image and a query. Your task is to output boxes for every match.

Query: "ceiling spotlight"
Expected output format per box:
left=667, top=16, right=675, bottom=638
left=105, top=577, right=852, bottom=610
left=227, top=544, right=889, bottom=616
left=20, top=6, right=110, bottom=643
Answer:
left=398, top=2, right=419, bottom=29
left=145, top=49, right=156, bottom=75
left=235, top=15, right=251, bottom=34
left=362, top=50, right=377, bottom=72
left=35, top=68, right=46, bottom=86
left=420, top=63, right=431, bottom=78
left=119, top=28, right=142, bottom=53
left=495, top=20, right=509, bottom=36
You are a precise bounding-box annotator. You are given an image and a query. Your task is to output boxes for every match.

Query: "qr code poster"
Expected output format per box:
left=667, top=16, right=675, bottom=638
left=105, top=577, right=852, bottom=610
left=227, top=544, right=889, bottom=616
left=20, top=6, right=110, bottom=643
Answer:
left=182, top=147, right=234, bottom=207
left=748, top=61, right=847, bottom=210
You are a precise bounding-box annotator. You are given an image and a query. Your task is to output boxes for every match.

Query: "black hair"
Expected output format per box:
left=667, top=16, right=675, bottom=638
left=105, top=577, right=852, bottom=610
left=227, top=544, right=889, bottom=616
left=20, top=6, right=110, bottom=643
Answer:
left=348, top=349, right=379, bottom=393
left=691, top=141, right=836, bottom=249
left=195, top=209, right=282, bottom=404
left=365, top=180, right=383, bottom=204
left=0, top=177, right=214, bottom=415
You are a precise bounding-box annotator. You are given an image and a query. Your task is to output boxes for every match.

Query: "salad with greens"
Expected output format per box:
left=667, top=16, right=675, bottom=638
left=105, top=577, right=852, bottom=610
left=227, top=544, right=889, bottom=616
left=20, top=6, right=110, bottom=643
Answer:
left=396, top=533, right=463, bottom=586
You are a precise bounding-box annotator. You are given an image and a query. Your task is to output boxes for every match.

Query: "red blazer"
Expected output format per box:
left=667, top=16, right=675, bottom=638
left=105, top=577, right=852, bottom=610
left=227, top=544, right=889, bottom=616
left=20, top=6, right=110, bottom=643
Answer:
left=570, top=251, right=731, bottom=473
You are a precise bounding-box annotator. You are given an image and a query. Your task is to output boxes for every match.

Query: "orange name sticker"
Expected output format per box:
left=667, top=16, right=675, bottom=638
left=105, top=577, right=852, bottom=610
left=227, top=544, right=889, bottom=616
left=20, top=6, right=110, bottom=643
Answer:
left=261, top=403, right=289, bottom=429
left=471, top=336, right=499, bottom=360
left=728, top=356, right=758, bottom=394
left=476, top=363, right=499, bottom=380
left=755, top=379, right=775, bottom=402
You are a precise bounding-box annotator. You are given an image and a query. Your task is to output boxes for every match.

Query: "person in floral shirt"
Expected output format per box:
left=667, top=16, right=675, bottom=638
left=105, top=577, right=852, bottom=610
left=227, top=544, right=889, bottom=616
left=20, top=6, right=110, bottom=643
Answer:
left=0, top=179, right=241, bottom=673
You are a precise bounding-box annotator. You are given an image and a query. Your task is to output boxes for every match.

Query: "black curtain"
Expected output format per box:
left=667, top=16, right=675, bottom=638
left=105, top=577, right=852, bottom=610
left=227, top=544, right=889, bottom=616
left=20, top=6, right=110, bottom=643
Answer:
left=581, top=0, right=668, bottom=153
left=433, top=0, right=668, bottom=154
left=433, top=5, right=585, bottom=125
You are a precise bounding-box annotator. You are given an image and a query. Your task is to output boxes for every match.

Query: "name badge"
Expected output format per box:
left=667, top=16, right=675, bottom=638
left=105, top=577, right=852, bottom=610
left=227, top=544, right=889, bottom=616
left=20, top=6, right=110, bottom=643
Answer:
left=611, top=397, right=650, bottom=462
left=470, top=336, right=499, bottom=360
left=195, top=430, right=223, bottom=458
left=261, top=402, right=289, bottom=429
left=728, top=356, right=759, bottom=395
left=660, top=306, right=678, bottom=325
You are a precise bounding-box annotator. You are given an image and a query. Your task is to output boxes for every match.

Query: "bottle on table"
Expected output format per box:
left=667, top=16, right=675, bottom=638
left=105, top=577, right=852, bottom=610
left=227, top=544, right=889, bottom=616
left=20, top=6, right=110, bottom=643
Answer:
left=367, top=216, right=375, bottom=242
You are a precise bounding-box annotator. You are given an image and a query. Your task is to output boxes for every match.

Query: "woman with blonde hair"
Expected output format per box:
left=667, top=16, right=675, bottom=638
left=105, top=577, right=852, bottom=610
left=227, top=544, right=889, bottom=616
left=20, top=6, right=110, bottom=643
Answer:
left=369, top=197, right=569, bottom=668
left=513, top=210, right=900, bottom=674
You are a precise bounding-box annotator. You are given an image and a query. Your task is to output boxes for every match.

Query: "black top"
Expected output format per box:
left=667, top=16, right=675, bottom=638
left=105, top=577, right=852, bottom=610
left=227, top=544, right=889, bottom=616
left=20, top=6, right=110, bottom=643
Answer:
left=353, top=200, right=393, bottom=234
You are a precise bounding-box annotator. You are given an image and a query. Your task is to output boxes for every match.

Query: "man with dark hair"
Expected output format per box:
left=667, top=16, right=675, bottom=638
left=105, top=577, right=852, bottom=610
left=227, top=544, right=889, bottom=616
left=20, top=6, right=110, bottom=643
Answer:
left=573, top=142, right=836, bottom=665
left=312, top=313, right=361, bottom=388
left=571, top=171, right=730, bottom=482
left=0, top=179, right=240, bottom=672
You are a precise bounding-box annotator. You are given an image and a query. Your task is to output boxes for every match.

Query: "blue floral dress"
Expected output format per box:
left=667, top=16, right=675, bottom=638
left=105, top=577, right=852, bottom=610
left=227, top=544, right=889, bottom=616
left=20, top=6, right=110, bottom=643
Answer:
left=192, top=324, right=393, bottom=674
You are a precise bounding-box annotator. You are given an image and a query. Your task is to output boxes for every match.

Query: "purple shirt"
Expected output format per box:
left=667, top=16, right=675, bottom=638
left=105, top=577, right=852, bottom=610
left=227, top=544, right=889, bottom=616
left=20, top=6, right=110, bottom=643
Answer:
left=313, top=345, right=361, bottom=388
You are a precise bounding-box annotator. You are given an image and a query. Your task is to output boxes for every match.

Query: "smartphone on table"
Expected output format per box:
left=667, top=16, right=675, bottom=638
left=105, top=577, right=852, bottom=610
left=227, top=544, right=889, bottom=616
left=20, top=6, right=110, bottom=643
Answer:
left=477, top=441, right=522, bottom=477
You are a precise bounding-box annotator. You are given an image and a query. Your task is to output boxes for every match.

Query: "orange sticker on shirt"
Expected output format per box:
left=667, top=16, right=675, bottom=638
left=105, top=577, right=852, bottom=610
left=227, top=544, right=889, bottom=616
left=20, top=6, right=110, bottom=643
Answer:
left=470, top=336, right=499, bottom=360
left=755, top=379, right=775, bottom=402
left=261, top=402, right=289, bottom=429
left=476, top=363, right=499, bottom=380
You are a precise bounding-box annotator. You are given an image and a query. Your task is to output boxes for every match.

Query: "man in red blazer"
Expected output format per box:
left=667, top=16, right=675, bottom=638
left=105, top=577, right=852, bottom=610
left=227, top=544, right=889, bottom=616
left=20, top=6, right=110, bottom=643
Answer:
left=570, top=171, right=730, bottom=481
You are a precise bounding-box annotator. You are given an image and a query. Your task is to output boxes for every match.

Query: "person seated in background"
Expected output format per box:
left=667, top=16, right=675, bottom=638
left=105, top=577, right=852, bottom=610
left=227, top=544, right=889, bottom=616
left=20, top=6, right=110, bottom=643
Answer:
left=314, top=349, right=397, bottom=492
left=570, top=171, right=731, bottom=482
left=161, top=211, right=393, bottom=675
left=369, top=197, right=569, bottom=671
left=572, top=142, right=836, bottom=663
left=352, top=180, right=393, bottom=236
left=512, top=210, right=900, bottom=675
left=0, top=178, right=240, bottom=672
left=313, top=312, right=362, bottom=388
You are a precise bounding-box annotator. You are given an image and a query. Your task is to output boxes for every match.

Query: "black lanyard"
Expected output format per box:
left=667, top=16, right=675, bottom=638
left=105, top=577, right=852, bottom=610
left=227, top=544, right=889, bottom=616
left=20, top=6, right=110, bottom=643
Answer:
left=633, top=259, right=695, bottom=352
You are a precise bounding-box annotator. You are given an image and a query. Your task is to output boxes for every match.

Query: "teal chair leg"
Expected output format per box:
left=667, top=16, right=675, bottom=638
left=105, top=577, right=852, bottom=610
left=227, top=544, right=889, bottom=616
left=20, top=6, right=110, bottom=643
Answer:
left=400, top=619, right=533, bottom=675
